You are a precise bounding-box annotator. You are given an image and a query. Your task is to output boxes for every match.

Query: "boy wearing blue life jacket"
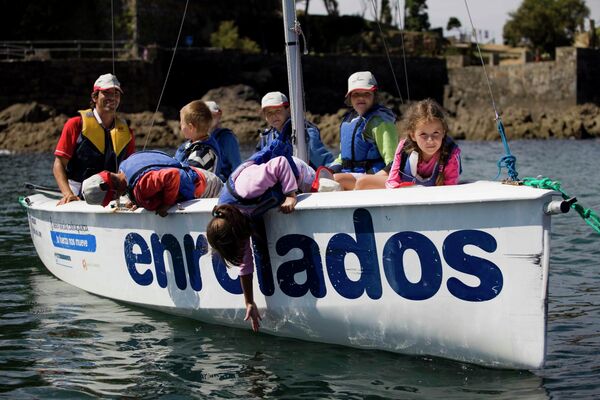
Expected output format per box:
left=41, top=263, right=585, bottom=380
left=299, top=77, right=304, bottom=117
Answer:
left=204, top=100, right=242, bottom=180
left=257, top=91, right=334, bottom=169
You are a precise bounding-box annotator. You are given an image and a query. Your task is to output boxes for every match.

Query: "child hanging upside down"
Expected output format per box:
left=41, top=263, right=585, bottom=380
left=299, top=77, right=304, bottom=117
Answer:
left=207, top=128, right=315, bottom=332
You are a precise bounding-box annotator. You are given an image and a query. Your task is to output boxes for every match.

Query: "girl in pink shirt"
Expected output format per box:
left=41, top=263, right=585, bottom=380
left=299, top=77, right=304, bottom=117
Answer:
left=207, top=155, right=315, bottom=332
left=386, top=99, right=461, bottom=188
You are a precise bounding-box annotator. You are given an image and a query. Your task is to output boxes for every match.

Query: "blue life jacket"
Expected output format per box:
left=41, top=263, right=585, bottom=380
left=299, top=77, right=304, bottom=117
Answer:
left=258, top=119, right=333, bottom=169
left=211, top=127, right=241, bottom=179
left=339, top=104, right=395, bottom=173
left=174, top=135, right=223, bottom=180
left=399, top=136, right=460, bottom=186
left=249, top=120, right=299, bottom=177
left=119, top=150, right=198, bottom=204
left=219, top=125, right=297, bottom=217
left=257, top=126, right=277, bottom=151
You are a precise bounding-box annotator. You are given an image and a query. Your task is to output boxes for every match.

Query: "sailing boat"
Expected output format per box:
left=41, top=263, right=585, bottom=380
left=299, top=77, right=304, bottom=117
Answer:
left=21, top=0, right=567, bottom=369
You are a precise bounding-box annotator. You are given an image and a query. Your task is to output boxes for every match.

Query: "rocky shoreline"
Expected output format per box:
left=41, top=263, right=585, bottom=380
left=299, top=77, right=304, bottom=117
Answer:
left=1, top=85, right=599, bottom=154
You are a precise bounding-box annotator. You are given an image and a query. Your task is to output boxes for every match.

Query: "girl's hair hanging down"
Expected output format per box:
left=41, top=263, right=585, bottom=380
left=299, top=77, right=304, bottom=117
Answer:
left=402, top=98, right=452, bottom=186
left=206, top=204, right=253, bottom=266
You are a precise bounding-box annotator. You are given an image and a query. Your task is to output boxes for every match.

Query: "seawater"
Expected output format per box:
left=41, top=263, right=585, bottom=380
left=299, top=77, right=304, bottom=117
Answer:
left=1, top=140, right=599, bottom=399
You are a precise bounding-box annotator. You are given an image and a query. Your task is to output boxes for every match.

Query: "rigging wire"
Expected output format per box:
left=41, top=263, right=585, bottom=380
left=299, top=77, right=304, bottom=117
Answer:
left=143, top=0, right=190, bottom=150
left=110, top=0, right=116, bottom=77
left=463, top=0, right=518, bottom=181
left=396, top=0, right=410, bottom=101
left=110, top=0, right=118, bottom=174
left=463, top=0, right=498, bottom=118
left=370, top=0, right=404, bottom=104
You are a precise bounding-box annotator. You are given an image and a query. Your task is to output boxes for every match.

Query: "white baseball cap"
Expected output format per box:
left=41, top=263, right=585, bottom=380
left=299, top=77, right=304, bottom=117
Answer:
left=93, top=73, right=123, bottom=93
left=346, top=71, right=377, bottom=96
left=204, top=101, right=221, bottom=113
left=261, top=91, right=289, bottom=109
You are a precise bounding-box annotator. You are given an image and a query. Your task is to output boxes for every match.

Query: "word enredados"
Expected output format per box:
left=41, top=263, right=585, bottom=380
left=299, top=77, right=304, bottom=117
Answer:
left=124, top=209, right=502, bottom=302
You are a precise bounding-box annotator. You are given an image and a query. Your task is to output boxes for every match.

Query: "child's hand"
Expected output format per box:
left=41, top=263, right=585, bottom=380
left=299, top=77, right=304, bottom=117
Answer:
left=244, top=301, right=262, bottom=332
left=279, top=194, right=297, bottom=214
left=156, top=205, right=170, bottom=217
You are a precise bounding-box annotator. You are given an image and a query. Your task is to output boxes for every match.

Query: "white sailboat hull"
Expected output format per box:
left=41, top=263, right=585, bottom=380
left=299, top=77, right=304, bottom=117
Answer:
left=23, top=181, right=554, bottom=369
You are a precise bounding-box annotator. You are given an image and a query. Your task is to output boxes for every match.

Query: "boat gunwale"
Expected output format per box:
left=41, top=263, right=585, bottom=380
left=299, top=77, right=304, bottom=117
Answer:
left=22, top=180, right=557, bottom=214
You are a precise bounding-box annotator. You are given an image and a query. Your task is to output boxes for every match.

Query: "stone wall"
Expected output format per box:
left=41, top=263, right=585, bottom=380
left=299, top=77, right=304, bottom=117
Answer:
left=0, top=50, right=446, bottom=116
left=0, top=59, right=161, bottom=115
left=442, top=47, right=600, bottom=140
left=444, top=47, right=583, bottom=117
left=0, top=47, right=597, bottom=120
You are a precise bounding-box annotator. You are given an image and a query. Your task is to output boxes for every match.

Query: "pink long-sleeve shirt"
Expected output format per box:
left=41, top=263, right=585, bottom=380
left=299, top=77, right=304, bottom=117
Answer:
left=386, top=139, right=461, bottom=188
left=232, top=156, right=299, bottom=276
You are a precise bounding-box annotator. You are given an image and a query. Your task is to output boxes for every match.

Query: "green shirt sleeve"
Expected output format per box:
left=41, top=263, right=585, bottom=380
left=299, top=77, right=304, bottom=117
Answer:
left=363, top=117, right=399, bottom=166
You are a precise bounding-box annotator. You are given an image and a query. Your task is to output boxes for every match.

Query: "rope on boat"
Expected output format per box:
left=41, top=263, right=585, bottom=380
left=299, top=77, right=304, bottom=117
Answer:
left=522, top=177, right=600, bottom=234
left=495, top=119, right=518, bottom=181
left=463, top=0, right=519, bottom=181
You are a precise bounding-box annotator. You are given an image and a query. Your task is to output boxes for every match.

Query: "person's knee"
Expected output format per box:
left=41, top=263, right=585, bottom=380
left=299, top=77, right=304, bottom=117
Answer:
left=354, top=177, right=368, bottom=190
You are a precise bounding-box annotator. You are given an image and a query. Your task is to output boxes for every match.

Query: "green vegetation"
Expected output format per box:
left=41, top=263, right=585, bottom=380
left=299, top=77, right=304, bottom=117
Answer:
left=380, top=0, right=393, bottom=25
left=404, top=0, right=430, bottom=32
left=210, top=21, right=260, bottom=53
left=322, top=0, right=339, bottom=16
left=446, top=17, right=461, bottom=33
left=503, top=0, right=589, bottom=57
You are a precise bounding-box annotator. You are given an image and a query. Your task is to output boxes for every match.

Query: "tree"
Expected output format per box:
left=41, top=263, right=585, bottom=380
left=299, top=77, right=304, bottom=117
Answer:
left=404, top=0, right=430, bottom=32
left=323, top=0, right=339, bottom=16
left=503, top=0, right=589, bottom=57
left=380, top=0, right=393, bottom=25
left=446, top=16, right=461, bottom=32
left=210, top=21, right=260, bottom=53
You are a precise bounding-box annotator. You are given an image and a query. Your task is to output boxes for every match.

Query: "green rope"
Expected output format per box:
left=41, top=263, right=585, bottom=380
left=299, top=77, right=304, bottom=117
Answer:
left=522, top=176, right=600, bottom=234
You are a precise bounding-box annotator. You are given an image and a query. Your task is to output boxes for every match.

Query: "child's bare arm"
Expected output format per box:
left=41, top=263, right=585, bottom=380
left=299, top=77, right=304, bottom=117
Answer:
left=279, top=192, right=297, bottom=214
left=240, top=274, right=261, bottom=332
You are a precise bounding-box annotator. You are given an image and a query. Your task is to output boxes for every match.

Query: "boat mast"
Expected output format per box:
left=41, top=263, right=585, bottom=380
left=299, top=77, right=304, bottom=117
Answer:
left=282, top=0, right=308, bottom=162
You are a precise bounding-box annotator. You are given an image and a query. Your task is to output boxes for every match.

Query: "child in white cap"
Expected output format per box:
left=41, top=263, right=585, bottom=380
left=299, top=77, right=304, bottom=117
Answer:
left=258, top=91, right=334, bottom=169
left=328, top=71, right=399, bottom=190
left=53, top=73, right=135, bottom=205
left=204, top=100, right=242, bottom=180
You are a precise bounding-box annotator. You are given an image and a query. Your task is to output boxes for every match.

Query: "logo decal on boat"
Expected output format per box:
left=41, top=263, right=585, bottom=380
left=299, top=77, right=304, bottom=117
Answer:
left=122, top=209, right=504, bottom=302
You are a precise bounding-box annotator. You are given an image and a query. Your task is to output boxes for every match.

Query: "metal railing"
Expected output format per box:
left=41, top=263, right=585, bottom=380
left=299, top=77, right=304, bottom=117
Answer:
left=1, top=40, right=138, bottom=60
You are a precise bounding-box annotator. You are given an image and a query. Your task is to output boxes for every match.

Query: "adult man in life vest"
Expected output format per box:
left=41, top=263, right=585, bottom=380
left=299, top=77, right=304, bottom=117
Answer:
left=53, top=73, right=135, bottom=205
